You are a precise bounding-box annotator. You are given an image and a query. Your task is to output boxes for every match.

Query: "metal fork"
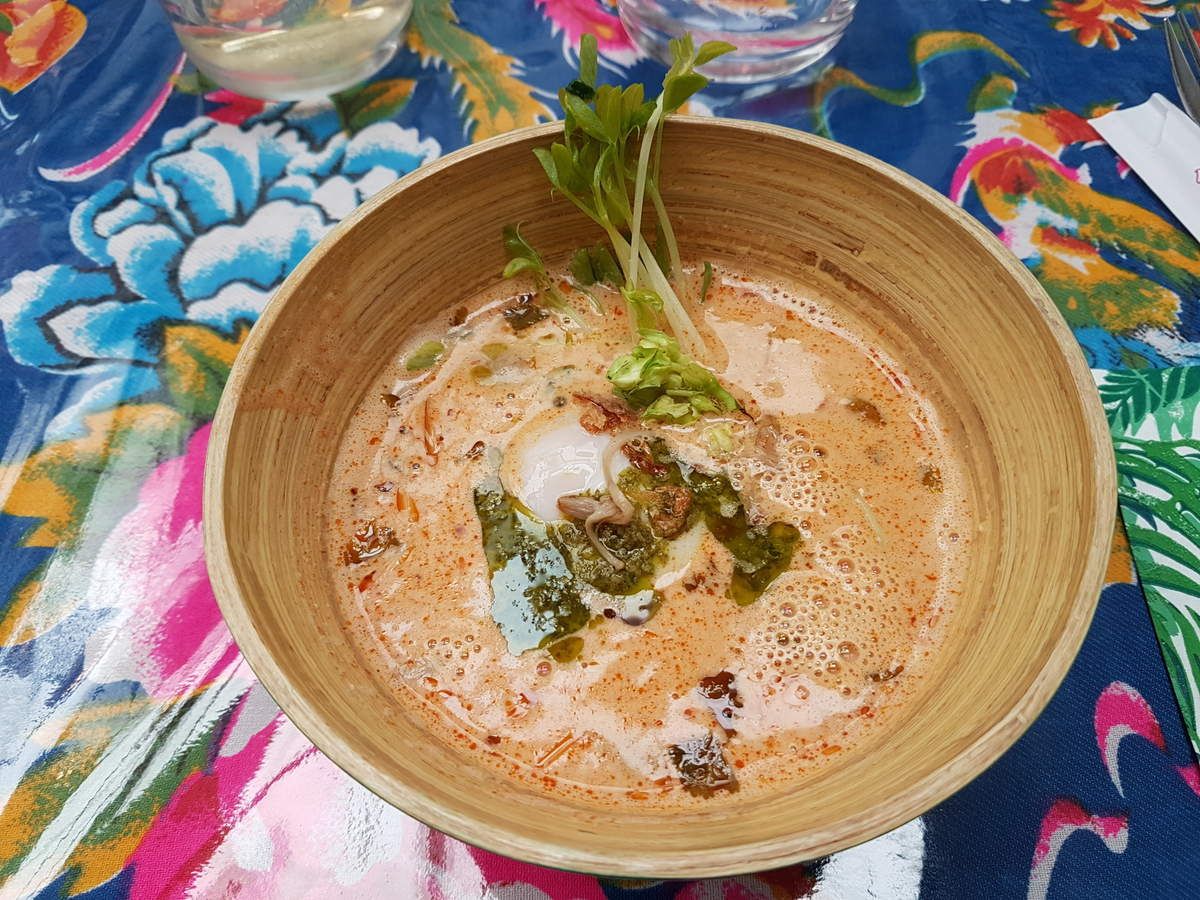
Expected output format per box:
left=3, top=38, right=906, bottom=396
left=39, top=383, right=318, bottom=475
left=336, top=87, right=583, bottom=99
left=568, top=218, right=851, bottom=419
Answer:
left=1167, top=10, right=1200, bottom=122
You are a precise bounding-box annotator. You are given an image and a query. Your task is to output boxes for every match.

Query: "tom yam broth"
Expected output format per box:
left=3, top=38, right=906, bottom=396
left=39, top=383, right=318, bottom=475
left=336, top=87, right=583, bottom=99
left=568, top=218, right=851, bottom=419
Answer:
left=326, top=265, right=971, bottom=808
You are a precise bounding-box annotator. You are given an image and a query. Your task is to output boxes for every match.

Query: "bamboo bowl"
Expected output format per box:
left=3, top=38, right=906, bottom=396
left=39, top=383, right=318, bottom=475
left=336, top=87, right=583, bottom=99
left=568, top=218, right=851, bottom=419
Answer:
left=204, top=119, right=1115, bottom=877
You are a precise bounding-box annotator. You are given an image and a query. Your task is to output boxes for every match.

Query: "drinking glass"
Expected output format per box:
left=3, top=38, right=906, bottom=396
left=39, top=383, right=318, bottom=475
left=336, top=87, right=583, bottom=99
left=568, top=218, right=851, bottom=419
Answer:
left=159, top=0, right=413, bottom=101
left=617, top=0, right=858, bottom=83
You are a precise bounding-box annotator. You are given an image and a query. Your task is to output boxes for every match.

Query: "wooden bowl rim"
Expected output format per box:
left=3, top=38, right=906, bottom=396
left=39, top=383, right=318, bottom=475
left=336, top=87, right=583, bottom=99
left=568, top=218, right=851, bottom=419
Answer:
left=203, top=117, right=1116, bottom=877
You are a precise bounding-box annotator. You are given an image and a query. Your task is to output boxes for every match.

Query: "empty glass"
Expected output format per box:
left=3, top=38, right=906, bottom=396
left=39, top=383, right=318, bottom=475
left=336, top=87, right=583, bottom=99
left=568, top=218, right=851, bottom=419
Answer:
left=617, top=0, right=858, bottom=83
left=159, top=0, right=413, bottom=101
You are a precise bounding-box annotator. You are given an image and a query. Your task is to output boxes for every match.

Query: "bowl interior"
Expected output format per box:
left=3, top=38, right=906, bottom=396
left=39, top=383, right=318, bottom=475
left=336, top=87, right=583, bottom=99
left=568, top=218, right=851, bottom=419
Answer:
left=204, top=119, right=1114, bottom=877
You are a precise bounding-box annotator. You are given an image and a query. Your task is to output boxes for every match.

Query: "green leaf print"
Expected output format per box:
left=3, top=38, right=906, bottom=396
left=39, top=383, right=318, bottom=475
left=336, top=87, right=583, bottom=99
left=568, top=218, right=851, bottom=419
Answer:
left=1112, top=431, right=1200, bottom=755
left=1100, top=366, right=1200, bottom=439
left=332, top=78, right=416, bottom=133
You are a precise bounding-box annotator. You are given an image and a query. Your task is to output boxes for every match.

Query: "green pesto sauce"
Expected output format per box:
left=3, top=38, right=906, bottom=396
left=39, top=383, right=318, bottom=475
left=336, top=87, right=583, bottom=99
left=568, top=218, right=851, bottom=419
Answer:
left=619, top=438, right=800, bottom=605
left=474, top=437, right=800, bottom=658
left=473, top=484, right=588, bottom=654
left=550, top=518, right=665, bottom=595
left=474, top=482, right=661, bottom=657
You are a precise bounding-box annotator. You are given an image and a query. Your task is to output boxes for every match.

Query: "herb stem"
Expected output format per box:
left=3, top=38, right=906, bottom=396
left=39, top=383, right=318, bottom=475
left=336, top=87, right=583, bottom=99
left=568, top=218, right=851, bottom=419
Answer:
left=637, top=240, right=706, bottom=358
left=626, top=99, right=665, bottom=289
left=648, top=182, right=683, bottom=282
left=605, top=224, right=637, bottom=283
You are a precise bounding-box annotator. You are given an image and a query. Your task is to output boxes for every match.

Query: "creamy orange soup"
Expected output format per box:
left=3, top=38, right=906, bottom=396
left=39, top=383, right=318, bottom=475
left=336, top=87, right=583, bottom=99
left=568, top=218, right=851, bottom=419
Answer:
left=325, top=265, right=971, bottom=808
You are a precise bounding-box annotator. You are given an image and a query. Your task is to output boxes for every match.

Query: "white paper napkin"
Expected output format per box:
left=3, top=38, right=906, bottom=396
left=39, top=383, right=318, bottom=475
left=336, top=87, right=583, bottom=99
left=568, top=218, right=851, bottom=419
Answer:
left=1090, top=94, right=1200, bottom=242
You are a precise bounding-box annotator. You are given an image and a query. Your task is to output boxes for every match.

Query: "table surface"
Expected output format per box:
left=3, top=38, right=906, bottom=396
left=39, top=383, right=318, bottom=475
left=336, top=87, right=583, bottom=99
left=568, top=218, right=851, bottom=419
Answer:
left=2, top=0, right=1199, bottom=897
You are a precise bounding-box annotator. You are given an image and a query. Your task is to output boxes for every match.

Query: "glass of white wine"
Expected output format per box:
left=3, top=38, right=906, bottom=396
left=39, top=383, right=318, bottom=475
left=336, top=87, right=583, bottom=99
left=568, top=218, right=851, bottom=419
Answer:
left=159, top=0, right=413, bottom=100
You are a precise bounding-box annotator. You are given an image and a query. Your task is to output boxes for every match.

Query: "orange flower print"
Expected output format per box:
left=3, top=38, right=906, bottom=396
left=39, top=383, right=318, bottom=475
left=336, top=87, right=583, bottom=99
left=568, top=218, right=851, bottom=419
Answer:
left=0, top=0, right=86, bottom=93
left=1046, top=0, right=1173, bottom=51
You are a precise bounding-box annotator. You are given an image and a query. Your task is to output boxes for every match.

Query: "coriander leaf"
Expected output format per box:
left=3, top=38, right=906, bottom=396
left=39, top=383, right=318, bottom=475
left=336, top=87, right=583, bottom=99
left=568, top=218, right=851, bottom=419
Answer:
left=590, top=245, right=622, bottom=284
left=502, top=257, right=544, bottom=279
left=503, top=224, right=544, bottom=270
left=595, top=85, right=623, bottom=141
left=621, top=83, right=646, bottom=125
left=579, top=32, right=599, bottom=87
left=700, top=261, right=714, bottom=303
left=549, top=142, right=587, bottom=194
left=532, top=146, right=559, bottom=185
left=662, top=72, right=709, bottom=114
left=564, top=93, right=609, bottom=142
left=570, top=248, right=597, bottom=285
left=695, top=40, right=737, bottom=67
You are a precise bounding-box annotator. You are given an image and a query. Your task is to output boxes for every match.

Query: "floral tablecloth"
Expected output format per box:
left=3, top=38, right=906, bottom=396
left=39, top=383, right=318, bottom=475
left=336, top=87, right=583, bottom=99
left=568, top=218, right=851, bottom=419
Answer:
left=2, top=0, right=1199, bottom=897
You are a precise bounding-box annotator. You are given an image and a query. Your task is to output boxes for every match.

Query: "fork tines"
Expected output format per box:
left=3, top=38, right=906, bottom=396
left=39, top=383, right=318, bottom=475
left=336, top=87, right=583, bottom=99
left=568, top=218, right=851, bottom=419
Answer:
left=1167, top=11, right=1200, bottom=122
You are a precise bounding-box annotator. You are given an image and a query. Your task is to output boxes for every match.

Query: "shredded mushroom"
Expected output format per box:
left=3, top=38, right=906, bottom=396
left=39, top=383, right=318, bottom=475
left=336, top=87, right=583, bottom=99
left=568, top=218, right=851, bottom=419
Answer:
left=555, top=436, right=641, bottom=569
left=557, top=493, right=632, bottom=570
left=602, top=438, right=636, bottom=522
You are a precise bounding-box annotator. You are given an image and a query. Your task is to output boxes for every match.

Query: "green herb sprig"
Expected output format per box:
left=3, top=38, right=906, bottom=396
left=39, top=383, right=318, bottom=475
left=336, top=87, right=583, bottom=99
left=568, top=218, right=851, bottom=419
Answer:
left=533, top=34, right=732, bottom=351
left=506, top=32, right=738, bottom=424
left=502, top=224, right=583, bottom=326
